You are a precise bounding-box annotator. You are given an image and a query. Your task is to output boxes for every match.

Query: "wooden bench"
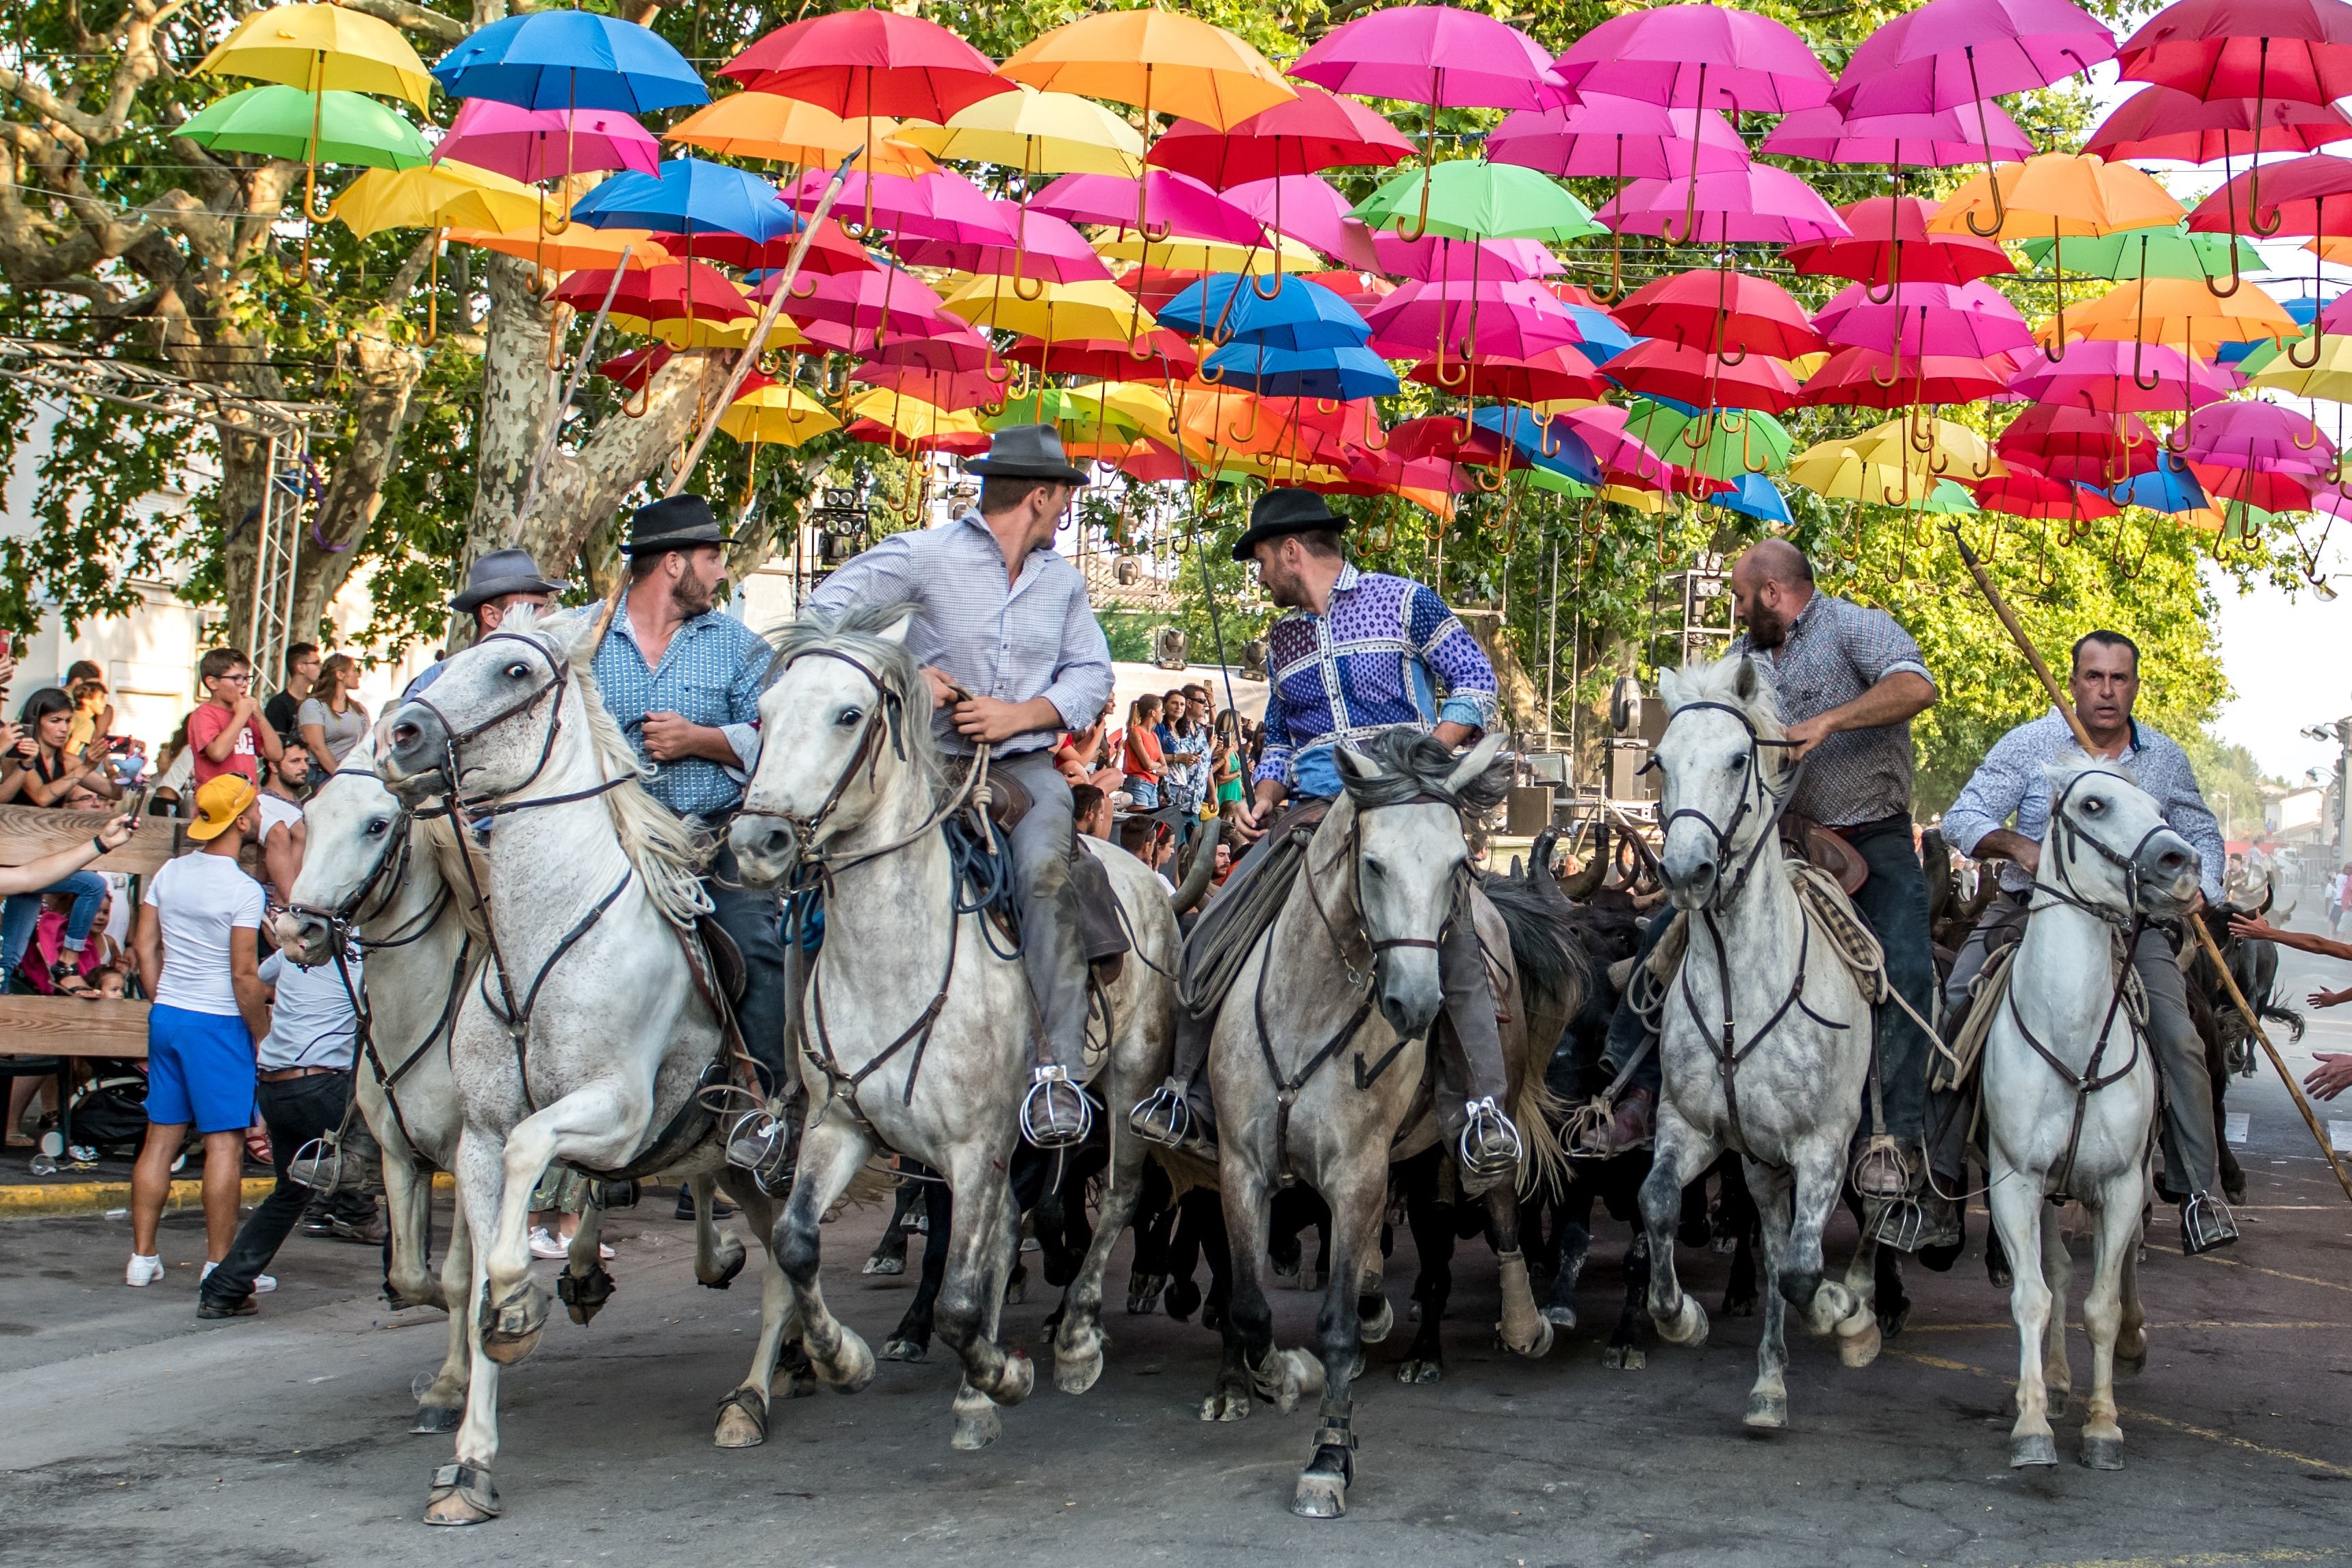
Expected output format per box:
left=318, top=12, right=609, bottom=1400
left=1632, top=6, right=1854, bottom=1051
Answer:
left=0, top=997, right=151, bottom=1152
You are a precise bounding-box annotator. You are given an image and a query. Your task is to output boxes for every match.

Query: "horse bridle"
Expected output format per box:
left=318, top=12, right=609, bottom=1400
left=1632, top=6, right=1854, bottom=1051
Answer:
left=1653, top=700, right=1808, bottom=912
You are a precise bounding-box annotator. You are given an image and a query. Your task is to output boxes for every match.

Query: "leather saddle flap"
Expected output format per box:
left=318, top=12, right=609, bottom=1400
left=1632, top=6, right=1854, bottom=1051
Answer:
left=1067, top=840, right=1131, bottom=965
left=694, top=914, right=747, bottom=1005
left=1783, top=820, right=1868, bottom=897
left=969, top=762, right=1034, bottom=835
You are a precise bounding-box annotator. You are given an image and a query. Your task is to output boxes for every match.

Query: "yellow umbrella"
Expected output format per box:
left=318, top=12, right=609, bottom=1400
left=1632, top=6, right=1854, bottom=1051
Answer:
left=329, top=159, right=540, bottom=237
left=997, top=12, right=1294, bottom=131
left=1095, top=233, right=1325, bottom=274
left=2247, top=332, right=2352, bottom=402
left=844, top=387, right=982, bottom=448
left=447, top=224, right=674, bottom=272
left=897, top=84, right=1145, bottom=177
left=626, top=312, right=808, bottom=352
left=196, top=2, right=433, bottom=109
left=1084, top=380, right=1177, bottom=436
left=1785, top=439, right=1932, bottom=502
left=720, top=381, right=841, bottom=447
left=665, top=94, right=936, bottom=175
left=1846, top=415, right=2003, bottom=483
left=939, top=275, right=1158, bottom=342
left=1603, top=486, right=1671, bottom=514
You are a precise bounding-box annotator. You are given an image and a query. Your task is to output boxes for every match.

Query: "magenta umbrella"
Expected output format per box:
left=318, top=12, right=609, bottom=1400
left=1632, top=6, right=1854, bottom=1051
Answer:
left=1288, top=6, right=1561, bottom=110
left=779, top=166, right=1019, bottom=244
left=1763, top=99, right=2034, bottom=166
left=1557, top=404, right=1698, bottom=489
left=1223, top=175, right=1382, bottom=270
left=1814, top=279, right=2037, bottom=358
left=1375, top=233, right=1562, bottom=283
left=434, top=99, right=661, bottom=235
left=764, top=264, right=949, bottom=357
left=1596, top=165, right=1850, bottom=245
left=853, top=326, right=996, bottom=374
left=1552, top=5, right=1835, bottom=112
left=2180, top=398, right=2338, bottom=474
left=849, top=361, right=1005, bottom=413
left=893, top=210, right=1114, bottom=284
left=2008, top=341, right=2238, bottom=413
left=1031, top=169, right=1266, bottom=245
left=1363, top=277, right=1587, bottom=370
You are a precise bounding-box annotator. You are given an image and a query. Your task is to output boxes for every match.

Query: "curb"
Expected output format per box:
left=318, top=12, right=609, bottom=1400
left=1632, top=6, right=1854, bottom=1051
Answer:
left=0, top=1170, right=452, bottom=1220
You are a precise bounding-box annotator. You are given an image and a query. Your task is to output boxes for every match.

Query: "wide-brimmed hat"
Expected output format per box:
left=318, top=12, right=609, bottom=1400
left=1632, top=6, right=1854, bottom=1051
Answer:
left=624, top=493, right=730, bottom=555
left=963, top=423, right=1087, bottom=483
left=451, top=548, right=568, bottom=614
left=1231, top=488, right=1345, bottom=561
left=187, top=774, right=259, bottom=843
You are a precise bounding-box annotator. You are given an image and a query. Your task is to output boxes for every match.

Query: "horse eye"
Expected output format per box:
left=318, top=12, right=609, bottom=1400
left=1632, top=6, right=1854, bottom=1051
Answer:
left=2084, top=796, right=2106, bottom=815
left=504, top=662, right=529, bottom=680
left=367, top=818, right=389, bottom=837
left=836, top=706, right=863, bottom=728
left=1362, top=856, right=1385, bottom=879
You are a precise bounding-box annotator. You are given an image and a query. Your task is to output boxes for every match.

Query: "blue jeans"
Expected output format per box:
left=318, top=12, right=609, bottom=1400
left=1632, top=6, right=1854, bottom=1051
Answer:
left=1, top=871, right=107, bottom=977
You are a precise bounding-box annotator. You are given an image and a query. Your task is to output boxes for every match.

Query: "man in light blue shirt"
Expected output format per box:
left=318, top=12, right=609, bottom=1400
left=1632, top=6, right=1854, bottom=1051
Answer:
left=806, top=426, right=1114, bottom=1146
left=1939, top=629, right=2237, bottom=1254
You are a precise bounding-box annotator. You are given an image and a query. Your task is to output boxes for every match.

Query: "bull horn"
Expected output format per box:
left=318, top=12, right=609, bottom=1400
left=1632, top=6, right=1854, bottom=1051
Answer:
left=1168, top=816, right=1225, bottom=916
left=1556, top=822, right=1609, bottom=899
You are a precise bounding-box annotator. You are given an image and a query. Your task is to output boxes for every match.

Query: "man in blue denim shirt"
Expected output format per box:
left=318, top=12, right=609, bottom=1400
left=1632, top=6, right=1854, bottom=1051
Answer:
left=593, top=495, right=787, bottom=1093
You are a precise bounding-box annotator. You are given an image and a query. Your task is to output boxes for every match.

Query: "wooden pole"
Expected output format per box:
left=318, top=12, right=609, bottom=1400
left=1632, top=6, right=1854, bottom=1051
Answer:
left=1944, top=522, right=2352, bottom=1205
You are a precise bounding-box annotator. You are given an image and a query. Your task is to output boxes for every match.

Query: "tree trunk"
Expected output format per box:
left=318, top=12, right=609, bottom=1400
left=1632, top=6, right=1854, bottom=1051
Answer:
left=1457, top=606, right=1540, bottom=736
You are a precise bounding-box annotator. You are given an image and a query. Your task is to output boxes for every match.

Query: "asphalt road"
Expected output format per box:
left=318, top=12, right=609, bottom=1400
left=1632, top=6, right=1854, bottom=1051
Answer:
left=5, top=938, right=2352, bottom=1568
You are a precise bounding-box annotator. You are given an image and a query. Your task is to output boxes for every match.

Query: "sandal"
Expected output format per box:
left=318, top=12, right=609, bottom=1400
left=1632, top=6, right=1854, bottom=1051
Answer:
left=47, top=961, right=97, bottom=1000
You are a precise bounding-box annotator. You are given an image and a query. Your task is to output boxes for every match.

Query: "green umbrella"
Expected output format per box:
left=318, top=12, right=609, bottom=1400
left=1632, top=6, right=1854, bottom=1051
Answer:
left=1890, top=478, right=1979, bottom=515
left=2019, top=222, right=2262, bottom=283
left=1622, top=398, right=1793, bottom=480
left=179, top=84, right=431, bottom=168
left=1528, top=469, right=1593, bottom=497
left=983, top=386, right=1140, bottom=441
left=1351, top=159, right=1604, bottom=244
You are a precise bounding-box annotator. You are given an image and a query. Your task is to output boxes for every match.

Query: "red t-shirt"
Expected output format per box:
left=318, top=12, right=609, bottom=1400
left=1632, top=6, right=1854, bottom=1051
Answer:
left=187, top=701, right=262, bottom=786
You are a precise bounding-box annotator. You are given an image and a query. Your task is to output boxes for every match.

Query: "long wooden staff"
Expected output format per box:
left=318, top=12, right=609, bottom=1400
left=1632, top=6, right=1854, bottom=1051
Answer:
left=588, top=150, right=864, bottom=647
left=1946, top=522, right=2352, bottom=1205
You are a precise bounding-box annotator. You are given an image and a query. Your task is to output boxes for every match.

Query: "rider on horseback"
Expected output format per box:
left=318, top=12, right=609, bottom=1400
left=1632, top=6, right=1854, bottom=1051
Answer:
left=1565, top=541, right=1946, bottom=1248
left=804, top=425, right=1114, bottom=1150
left=1939, top=630, right=2238, bottom=1255
left=1129, top=487, right=1524, bottom=1186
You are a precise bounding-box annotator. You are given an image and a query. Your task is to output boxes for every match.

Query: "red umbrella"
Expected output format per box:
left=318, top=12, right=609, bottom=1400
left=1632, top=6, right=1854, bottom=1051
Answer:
left=2188, top=149, right=2352, bottom=233
left=1997, top=404, right=2162, bottom=486
left=1147, top=84, right=1412, bottom=188
left=1385, top=415, right=1479, bottom=464
left=1403, top=346, right=1609, bottom=403
left=721, top=11, right=1012, bottom=119
left=1117, top=266, right=1216, bottom=313
left=555, top=260, right=750, bottom=321
left=1605, top=338, right=1803, bottom=413
left=2190, top=459, right=2317, bottom=511
left=1363, top=277, right=1589, bottom=363
left=596, top=342, right=673, bottom=393
left=646, top=216, right=875, bottom=276
left=1006, top=331, right=1201, bottom=379
left=2086, top=83, right=2352, bottom=162
left=1615, top=270, right=1823, bottom=359
left=1553, top=5, right=1835, bottom=112
left=1972, top=470, right=2123, bottom=519
left=1798, top=346, right=2010, bottom=407
left=858, top=330, right=997, bottom=374
left=1784, top=196, right=2015, bottom=288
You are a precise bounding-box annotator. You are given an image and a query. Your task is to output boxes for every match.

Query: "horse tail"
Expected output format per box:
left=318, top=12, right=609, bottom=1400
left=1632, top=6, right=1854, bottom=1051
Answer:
left=2260, top=997, right=2308, bottom=1044
left=1480, top=875, right=1592, bottom=1198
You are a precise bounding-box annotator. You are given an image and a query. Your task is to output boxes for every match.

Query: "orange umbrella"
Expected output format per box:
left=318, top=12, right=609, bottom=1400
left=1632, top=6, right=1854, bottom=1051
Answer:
left=665, top=94, right=936, bottom=176
left=2048, top=275, right=2297, bottom=355
left=997, top=12, right=1294, bottom=132
left=447, top=224, right=673, bottom=272
left=1929, top=154, right=2184, bottom=352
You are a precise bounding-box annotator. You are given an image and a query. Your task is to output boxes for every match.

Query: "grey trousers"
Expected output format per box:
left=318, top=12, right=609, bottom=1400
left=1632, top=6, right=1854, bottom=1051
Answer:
left=1941, top=891, right=2220, bottom=1198
left=992, top=749, right=1088, bottom=1072
left=704, top=836, right=789, bottom=1099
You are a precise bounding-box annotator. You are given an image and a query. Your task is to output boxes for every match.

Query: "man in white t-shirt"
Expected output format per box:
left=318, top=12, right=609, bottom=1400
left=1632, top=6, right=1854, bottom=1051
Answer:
left=127, top=774, right=271, bottom=1291
left=256, top=741, right=311, bottom=910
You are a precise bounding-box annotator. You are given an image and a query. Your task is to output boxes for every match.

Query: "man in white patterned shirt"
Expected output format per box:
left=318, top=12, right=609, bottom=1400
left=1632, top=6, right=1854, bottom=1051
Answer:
left=806, top=426, right=1114, bottom=1146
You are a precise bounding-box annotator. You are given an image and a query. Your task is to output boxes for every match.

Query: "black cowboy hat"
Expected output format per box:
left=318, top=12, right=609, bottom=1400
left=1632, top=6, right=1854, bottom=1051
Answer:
left=624, top=493, right=730, bottom=556
left=1230, top=487, right=1346, bottom=561
left=451, top=547, right=570, bottom=613
left=962, top=423, right=1087, bottom=483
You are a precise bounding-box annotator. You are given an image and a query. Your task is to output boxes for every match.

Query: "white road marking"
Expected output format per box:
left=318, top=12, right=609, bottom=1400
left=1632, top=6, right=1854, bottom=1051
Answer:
left=2227, top=1111, right=2250, bottom=1144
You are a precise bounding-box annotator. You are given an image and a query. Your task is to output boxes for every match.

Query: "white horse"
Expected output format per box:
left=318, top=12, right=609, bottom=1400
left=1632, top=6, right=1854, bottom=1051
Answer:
left=379, top=608, right=797, bottom=1524
left=727, top=602, right=1180, bottom=1451
left=1641, top=655, right=1884, bottom=1429
left=278, top=755, right=754, bottom=1437
left=1982, top=760, right=2195, bottom=1471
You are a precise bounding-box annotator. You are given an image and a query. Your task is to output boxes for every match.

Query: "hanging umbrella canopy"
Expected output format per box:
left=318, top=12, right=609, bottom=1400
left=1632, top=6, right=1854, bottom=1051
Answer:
left=199, top=3, right=434, bottom=109
left=719, top=381, right=841, bottom=448
left=983, top=386, right=1148, bottom=440
left=2048, top=274, right=2298, bottom=352
left=572, top=157, right=802, bottom=243
left=665, top=95, right=935, bottom=175
left=556, top=260, right=752, bottom=321
left=330, top=159, right=540, bottom=235
left=1488, top=97, right=1751, bottom=180
left=438, top=100, right=662, bottom=182
left=843, top=388, right=987, bottom=453
left=897, top=83, right=1146, bottom=177
left=1156, top=272, right=1370, bottom=350
left=1032, top=170, right=1267, bottom=244
left=764, top=264, right=949, bottom=333
left=1373, top=233, right=1561, bottom=283
left=1557, top=404, right=1726, bottom=491
left=1832, top=0, right=2116, bottom=117
left=432, top=12, right=708, bottom=113
left=1997, top=404, right=2161, bottom=485
left=1227, top=177, right=1384, bottom=270
left=1403, top=345, right=1610, bottom=402
left=859, top=329, right=998, bottom=374
left=1596, top=165, right=1850, bottom=244
left=1147, top=84, right=1413, bottom=188
left=2187, top=150, right=2352, bottom=232
left=849, top=361, right=1008, bottom=413
left=1813, top=279, right=2036, bottom=357
left=938, top=274, right=1160, bottom=342
left=1289, top=6, right=1562, bottom=110
left=447, top=223, right=672, bottom=270
left=1785, top=437, right=1933, bottom=499
left=179, top=86, right=431, bottom=168
left=598, top=343, right=673, bottom=391
left=667, top=216, right=875, bottom=275
left=2021, top=221, right=2264, bottom=279
left=2117, top=0, right=2352, bottom=101
left=2007, top=340, right=2238, bottom=409
left=2086, top=85, right=2352, bottom=162
left=721, top=10, right=1012, bottom=120
left=894, top=211, right=1112, bottom=284
left=2110, top=460, right=2210, bottom=512
left=1199, top=342, right=1400, bottom=400
left=1850, top=414, right=2002, bottom=479
left=1928, top=153, right=2184, bottom=237
left=1798, top=346, right=2012, bottom=406
left=1553, top=4, right=1835, bottom=112
left=1624, top=400, right=1797, bottom=479
left=1006, top=331, right=1200, bottom=379
left=1605, top=338, right=1804, bottom=412
left=1762, top=99, right=2034, bottom=166
left=1972, top=470, right=2123, bottom=519
left=1784, top=196, right=2015, bottom=285
left=2192, top=461, right=2314, bottom=514
left=1615, top=270, right=1823, bottom=359
left=2244, top=327, right=2352, bottom=396
left=1362, top=278, right=1590, bottom=359
left=1353, top=160, right=1606, bottom=243
left=1095, top=233, right=1323, bottom=274
left=1467, top=406, right=1607, bottom=485
left=997, top=11, right=1294, bottom=130
left=2180, top=397, right=2339, bottom=472
left=780, top=165, right=1021, bottom=243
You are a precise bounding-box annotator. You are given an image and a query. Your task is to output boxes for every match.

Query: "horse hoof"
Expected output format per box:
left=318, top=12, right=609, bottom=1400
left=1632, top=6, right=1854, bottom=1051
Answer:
left=1394, top=1357, right=1444, bottom=1385
left=557, top=1264, right=615, bottom=1327
left=1837, top=1320, right=1883, bottom=1370
left=423, top=1463, right=500, bottom=1526
left=1876, top=1300, right=1910, bottom=1338
left=700, top=1244, right=748, bottom=1290
left=1656, top=1298, right=1709, bottom=1349
left=951, top=1403, right=1002, bottom=1451
left=2116, top=1335, right=2148, bottom=1373
left=2010, top=1432, right=2058, bottom=1469
left=1054, top=1336, right=1104, bottom=1397
left=1602, top=1344, right=1646, bottom=1372
left=1500, top=1315, right=1553, bottom=1359
left=1720, top=1289, right=1759, bottom=1320
left=478, top=1282, right=548, bottom=1365
left=1292, top=1467, right=1348, bottom=1519
left=1126, top=1273, right=1166, bottom=1314
left=713, top=1390, right=769, bottom=1450
left=1200, top=1387, right=1252, bottom=1422
left=2080, top=1434, right=2126, bottom=1471
left=1359, top=1294, right=1394, bottom=1344
left=2046, top=1390, right=2071, bottom=1421
left=879, top=1337, right=929, bottom=1363
left=1744, top=1391, right=1788, bottom=1430
left=1296, top=1265, right=1322, bottom=1293
left=1542, top=1304, right=1578, bottom=1330
left=862, top=1255, right=905, bottom=1277
left=991, top=1350, right=1036, bottom=1406
left=774, top=1357, right=819, bottom=1401
left=819, top=1331, right=876, bottom=1393
left=409, top=1404, right=462, bottom=1435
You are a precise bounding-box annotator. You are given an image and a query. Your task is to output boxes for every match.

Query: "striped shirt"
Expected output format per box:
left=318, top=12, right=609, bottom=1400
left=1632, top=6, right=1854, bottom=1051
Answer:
left=592, top=591, right=772, bottom=819
left=1731, top=590, right=1934, bottom=827
left=1941, top=709, right=2225, bottom=902
left=806, top=511, right=1114, bottom=756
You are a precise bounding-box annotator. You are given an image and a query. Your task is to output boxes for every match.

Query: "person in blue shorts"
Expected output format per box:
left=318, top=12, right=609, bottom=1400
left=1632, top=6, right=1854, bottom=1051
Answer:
left=127, top=774, right=272, bottom=1291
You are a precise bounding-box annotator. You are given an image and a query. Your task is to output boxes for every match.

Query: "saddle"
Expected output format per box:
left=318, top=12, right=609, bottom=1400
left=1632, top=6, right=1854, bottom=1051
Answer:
left=694, top=914, right=747, bottom=1005
left=1067, top=840, right=1132, bottom=978
left=1780, top=813, right=1869, bottom=897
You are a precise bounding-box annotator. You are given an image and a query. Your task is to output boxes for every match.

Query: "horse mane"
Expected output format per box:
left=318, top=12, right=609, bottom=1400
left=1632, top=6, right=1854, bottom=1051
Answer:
left=1340, top=728, right=1511, bottom=817
left=1479, top=873, right=1592, bottom=1014
left=763, top=600, right=948, bottom=808
left=324, top=732, right=489, bottom=942
left=495, top=604, right=715, bottom=930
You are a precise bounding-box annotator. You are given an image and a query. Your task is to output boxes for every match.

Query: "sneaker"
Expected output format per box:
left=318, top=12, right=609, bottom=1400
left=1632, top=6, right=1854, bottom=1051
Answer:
left=201, top=1260, right=274, bottom=1293
left=125, top=1252, right=163, bottom=1287
left=528, top=1225, right=567, bottom=1260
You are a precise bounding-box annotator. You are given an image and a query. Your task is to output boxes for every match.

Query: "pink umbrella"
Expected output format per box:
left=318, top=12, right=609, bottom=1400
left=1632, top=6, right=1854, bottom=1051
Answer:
left=2008, top=341, right=2236, bottom=413
left=1552, top=5, right=1835, bottom=113
left=893, top=211, right=1114, bottom=284
left=780, top=166, right=1019, bottom=244
left=434, top=99, right=662, bottom=182
left=850, top=361, right=1006, bottom=413
left=1596, top=166, right=1850, bottom=244
left=1557, top=404, right=1712, bottom=489
left=1374, top=233, right=1562, bottom=283
left=857, top=327, right=997, bottom=374
left=1487, top=97, right=1750, bottom=179
left=1813, top=279, right=2035, bottom=358
left=1364, top=277, right=1588, bottom=363
left=1031, top=169, right=1266, bottom=245
left=2180, top=398, right=2338, bottom=474
left=1223, top=175, right=1383, bottom=270
left=1288, top=6, right=1561, bottom=111
left=765, top=264, right=950, bottom=351
left=1762, top=100, right=2035, bottom=167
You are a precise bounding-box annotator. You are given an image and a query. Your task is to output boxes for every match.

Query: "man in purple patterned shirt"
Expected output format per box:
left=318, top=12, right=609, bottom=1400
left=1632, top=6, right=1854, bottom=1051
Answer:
left=1132, top=490, right=1521, bottom=1182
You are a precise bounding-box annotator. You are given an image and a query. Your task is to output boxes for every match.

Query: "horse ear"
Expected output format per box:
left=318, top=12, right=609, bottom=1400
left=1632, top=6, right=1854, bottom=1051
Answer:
left=1335, top=745, right=1381, bottom=783
left=875, top=607, right=917, bottom=645
left=1444, top=732, right=1507, bottom=796
left=1735, top=655, right=1759, bottom=702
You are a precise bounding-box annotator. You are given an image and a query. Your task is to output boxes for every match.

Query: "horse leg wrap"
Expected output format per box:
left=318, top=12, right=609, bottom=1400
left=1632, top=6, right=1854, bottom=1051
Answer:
left=1311, top=1396, right=1358, bottom=1456
left=713, top=1386, right=770, bottom=1448
left=424, top=1462, right=501, bottom=1526
left=557, top=1263, right=616, bottom=1326
left=1493, top=1250, right=1552, bottom=1359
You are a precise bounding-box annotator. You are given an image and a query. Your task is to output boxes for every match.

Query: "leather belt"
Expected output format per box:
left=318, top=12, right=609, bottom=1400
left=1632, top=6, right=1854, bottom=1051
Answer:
left=257, top=1064, right=344, bottom=1083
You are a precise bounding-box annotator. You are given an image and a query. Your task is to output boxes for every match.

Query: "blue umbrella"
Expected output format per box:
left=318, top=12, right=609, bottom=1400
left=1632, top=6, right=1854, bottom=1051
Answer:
left=432, top=12, right=708, bottom=114
left=572, top=158, right=802, bottom=245
left=1470, top=404, right=1601, bottom=485
left=1200, top=342, right=1398, bottom=400
left=1158, top=274, right=1369, bottom=352
left=1715, top=472, right=1793, bottom=526
left=1561, top=305, right=1635, bottom=368
left=2108, top=461, right=2207, bottom=513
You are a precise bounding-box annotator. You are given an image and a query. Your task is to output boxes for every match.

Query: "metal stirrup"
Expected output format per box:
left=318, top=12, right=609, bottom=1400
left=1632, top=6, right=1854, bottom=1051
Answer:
left=1128, top=1077, right=1192, bottom=1146
left=1458, top=1096, right=1522, bottom=1173
left=1021, top=1065, right=1093, bottom=1149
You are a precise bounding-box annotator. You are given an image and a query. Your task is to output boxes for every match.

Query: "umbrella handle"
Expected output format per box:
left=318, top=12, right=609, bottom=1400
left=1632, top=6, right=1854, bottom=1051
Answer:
left=2292, top=415, right=2323, bottom=451
left=1539, top=418, right=1562, bottom=459
left=1474, top=460, right=1507, bottom=493
left=546, top=303, right=575, bottom=372
left=1315, top=398, right=1338, bottom=415
left=1012, top=268, right=1046, bottom=302
left=1863, top=237, right=1900, bottom=306
left=1249, top=175, right=1286, bottom=302
left=2131, top=337, right=2164, bottom=393
left=983, top=356, right=1013, bottom=385
left=2111, top=515, right=2152, bottom=580
left=1227, top=396, right=1259, bottom=445
left=1963, top=51, right=2007, bottom=240
left=2290, top=326, right=2326, bottom=370
left=1362, top=417, right=1390, bottom=452
left=1395, top=103, right=1436, bottom=246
